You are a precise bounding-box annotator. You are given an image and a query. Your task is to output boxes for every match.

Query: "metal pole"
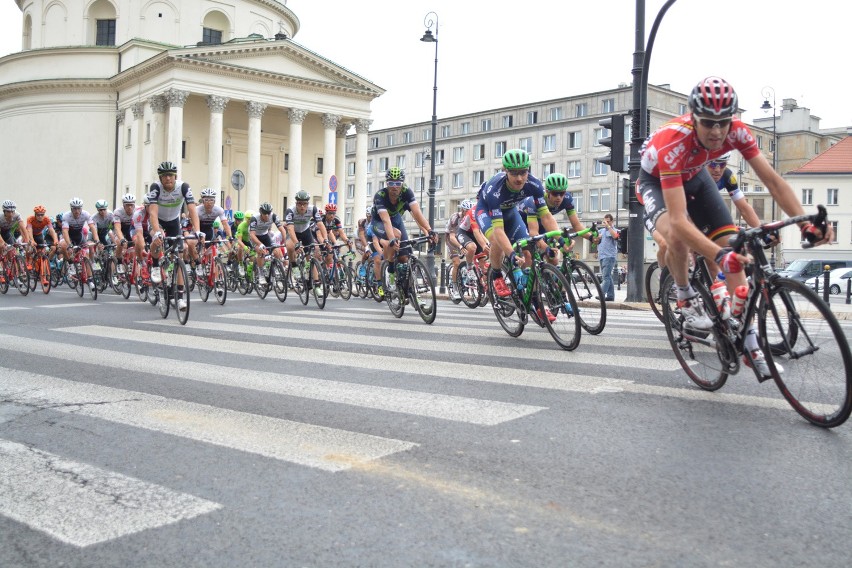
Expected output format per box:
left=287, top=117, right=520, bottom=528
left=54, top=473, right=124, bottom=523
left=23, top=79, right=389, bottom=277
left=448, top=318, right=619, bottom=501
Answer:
left=426, top=17, right=438, bottom=279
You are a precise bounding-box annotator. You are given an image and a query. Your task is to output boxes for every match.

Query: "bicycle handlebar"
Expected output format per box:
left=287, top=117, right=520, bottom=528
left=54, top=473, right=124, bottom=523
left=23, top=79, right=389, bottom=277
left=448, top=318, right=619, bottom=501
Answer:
left=728, top=205, right=827, bottom=253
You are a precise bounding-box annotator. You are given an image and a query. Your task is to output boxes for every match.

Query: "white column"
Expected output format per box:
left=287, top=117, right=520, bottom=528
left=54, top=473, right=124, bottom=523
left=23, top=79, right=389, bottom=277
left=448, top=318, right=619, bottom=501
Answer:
left=246, top=101, right=267, bottom=210
left=115, top=110, right=126, bottom=199
left=163, top=88, right=189, bottom=172
left=321, top=113, right=340, bottom=206
left=335, top=122, right=349, bottom=226
left=149, top=95, right=167, bottom=177
left=287, top=108, right=308, bottom=203
left=354, top=119, right=372, bottom=217
left=207, top=95, right=229, bottom=195
left=130, top=102, right=145, bottom=194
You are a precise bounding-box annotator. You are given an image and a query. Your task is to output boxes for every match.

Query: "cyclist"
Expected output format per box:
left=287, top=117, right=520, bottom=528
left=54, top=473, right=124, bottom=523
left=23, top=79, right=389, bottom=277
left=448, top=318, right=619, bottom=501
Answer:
left=520, top=173, right=594, bottom=266
left=474, top=149, right=560, bottom=300
left=91, top=200, right=115, bottom=246
left=322, top=203, right=351, bottom=249
left=233, top=210, right=253, bottom=266
left=249, top=202, right=287, bottom=286
left=113, top=194, right=137, bottom=265
left=148, top=161, right=202, bottom=312
left=285, top=191, right=328, bottom=294
left=131, top=195, right=153, bottom=280
left=26, top=205, right=57, bottom=282
left=1, top=201, right=28, bottom=258
left=197, top=188, right=232, bottom=242
left=371, top=167, right=437, bottom=294
left=356, top=206, right=373, bottom=279
left=706, top=152, right=762, bottom=228
left=59, top=197, right=100, bottom=290
left=445, top=202, right=465, bottom=301
left=455, top=199, right=490, bottom=287
left=637, top=76, right=832, bottom=376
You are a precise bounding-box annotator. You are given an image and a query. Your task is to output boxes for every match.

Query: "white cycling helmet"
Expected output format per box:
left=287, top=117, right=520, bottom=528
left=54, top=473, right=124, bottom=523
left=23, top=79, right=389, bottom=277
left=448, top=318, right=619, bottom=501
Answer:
left=716, top=152, right=732, bottom=162
left=2, top=200, right=15, bottom=211
left=460, top=199, right=474, bottom=211
left=122, top=193, right=136, bottom=204
left=69, top=197, right=84, bottom=208
left=200, top=188, right=217, bottom=199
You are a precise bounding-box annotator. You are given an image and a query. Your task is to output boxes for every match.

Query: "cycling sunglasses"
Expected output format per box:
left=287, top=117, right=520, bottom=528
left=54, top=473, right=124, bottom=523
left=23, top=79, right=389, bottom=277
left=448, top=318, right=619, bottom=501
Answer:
left=386, top=181, right=403, bottom=188
left=707, top=161, right=728, bottom=169
left=695, top=117, right=732, bottom=129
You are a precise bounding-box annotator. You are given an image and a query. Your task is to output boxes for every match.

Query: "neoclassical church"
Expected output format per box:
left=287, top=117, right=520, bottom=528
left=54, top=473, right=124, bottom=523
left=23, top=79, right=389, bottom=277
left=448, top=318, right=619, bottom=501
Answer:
left=0, top=0, right=382, bottom=224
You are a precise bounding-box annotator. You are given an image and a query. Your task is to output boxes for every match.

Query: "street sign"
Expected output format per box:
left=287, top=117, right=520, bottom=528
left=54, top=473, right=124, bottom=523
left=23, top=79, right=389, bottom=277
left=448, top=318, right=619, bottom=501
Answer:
left=329, top=174, right=338, bottom=192
left=225, top=196, right=232, bottom=210
left=231, top=170, right=245, bottom=191
left=328, top=192, right=338, bottom=205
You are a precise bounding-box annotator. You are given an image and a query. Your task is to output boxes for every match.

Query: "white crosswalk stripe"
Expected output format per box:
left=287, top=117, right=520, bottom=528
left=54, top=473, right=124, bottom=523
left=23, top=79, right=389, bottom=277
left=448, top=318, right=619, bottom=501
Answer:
left=0, top=440, right=221, bottom=548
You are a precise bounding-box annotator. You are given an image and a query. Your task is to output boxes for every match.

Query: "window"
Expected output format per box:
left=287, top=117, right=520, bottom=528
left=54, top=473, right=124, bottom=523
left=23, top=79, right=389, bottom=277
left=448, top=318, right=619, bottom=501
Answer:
left=519, top=137, right=533, bottom=154
left=435, top=175, right=444, bottom=189
left=481, top=118, right=492, bottom=132
left=316, top=157, right=323, bottom=175
left=438, top=201, right=446, bottom=220
left=623, top=155, right=629, bottom=173
left=379, top=157, right=389, bottom=171
left=472, top=170, right=485, bottom=186
left=96, top=19, right=116, bottom=46
left=366, top=159, right=373, bottom=173
left=527, top=111, right=538, bottom=125
left=741, top=182, right=749, bottom=193
left=802, top=188, right=813, bottom=205
left=602, top=98, right=615, bottom=113
left=567, top=160, right=581, bottom=178
left=284, top=154, right=289, bottom=171
left=568, top=131, right=581, bottom=149
left=548, top=107, right=563, bottom=121
left=590, top=188, right=599, bottom=212
left=460, top=122, right=471, bottom=135
left=828, top=188, right=839, bottom=205
left=829, top=221, right=838, bottom=243
left=543, top=134, right=556, bottom=152
left=347, top=184, right=355, bottom=199
left=403, top=131, right=412, bottom=143
left=741, top=161, right=750, bottom=174
left=541, top=163, right=555, bottom=178
left=441, top=125, right=451, bottom=138
left=754, top=185, right=764, bottom=193
left=601, top=187, right=611, bottom=211
left=181, top=140, right=187, bottom=159
left=575, top=103, right=588, bottom=117
left=616, top=182, right=626, bottom=210
left=594, top=160, right=609, bottom=176
left=396, top=155, right=406, bottom=169
left=815, top=141, right=820, bottom=155
left=495, top=141, right=506, bottom=158
left=678, top=103, right=687, bottom=114
left=423, top=128, right=432, bottom=141
left=415, top=153, right=425, bottom=168
left=202, top=26, right=221, bottom=45
left=473, top=144, right=485, bottom=160
left=757, top=135, right=763, bottom=150
left=452, top=172, right=464, bottom=188
left=386, top=134, right=394, bottom=146
left=366, top=182, right=373, bottom=197
left=502, top=115, right=513, bottom=128
left=453, top=147, right=464, bottom=163
left=593, top=128, right=606, bottom=146
left=416, top=177, right=424, bottom=191
left=345, top=207, right=353, bottom=226
left=571, top=191, right=584, bottom=214
left=434, top=149, right=445, bottom=165
left=370, top=136, right=379, bottom=149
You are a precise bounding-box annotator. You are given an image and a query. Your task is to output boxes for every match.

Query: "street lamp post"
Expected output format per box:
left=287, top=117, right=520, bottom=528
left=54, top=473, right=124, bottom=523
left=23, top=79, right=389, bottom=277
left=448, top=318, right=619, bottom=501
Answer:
left=761, top=86, right=778, bottom=268
left=419, top=148, right=431, bottom=236
left=421, top=11, right=439, bottom=279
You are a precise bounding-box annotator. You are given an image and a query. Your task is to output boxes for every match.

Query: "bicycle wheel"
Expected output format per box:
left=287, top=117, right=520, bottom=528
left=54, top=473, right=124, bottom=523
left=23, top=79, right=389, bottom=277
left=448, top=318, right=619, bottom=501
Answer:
left=49, top=260, right=62, bottom=290
left=660, top=273, right=730, bottom=391
left=381, top=260, right=405, bottom=318
left=759, top=278, right=852, bottom=427
left=26, top=259, right=37, bottom=292
left=292, top=262, right=309, bottom=305
left=339, top=265, right=353, bottom=301
left=410, top=258, right=437, bottom=324
left=213, top=258, right=229, bottom=305
left=353, top=263, right=366, bottom=298
left=565, top=259, right=606, bottom=335
left=38, top=257, right=51, bottom=294
left=327, top=262, right=340, bottom=299
left=197, top=260, right=211, bottom=302
left=173, top=259, right=190, bottom=324
left=457, top=261, right=480, bottom=309
left=93, top=256, right=108, bottom=293
left=185, top=258, right=197, bottom=293
left=82, top=258, right=97, bottom=300
left=538, top=264, right=581, bottom=351
left=645, top=261, right=666, bottom=323
left=270, top=259, right=287, bottom=303
left=447, top=264, right=463, bottom=305
left=107, top=258, right=121, bottom=295
left=254, top=266, right=270, bottom=299
left=157, top=268, right=170, bottom=318
left=487, top=267, right=524, bottom=337
left=308, top=258, right=328, bottom=309
left=0, top=259, right=9, bottom=294
left=13, top=256, right=29, bottom=296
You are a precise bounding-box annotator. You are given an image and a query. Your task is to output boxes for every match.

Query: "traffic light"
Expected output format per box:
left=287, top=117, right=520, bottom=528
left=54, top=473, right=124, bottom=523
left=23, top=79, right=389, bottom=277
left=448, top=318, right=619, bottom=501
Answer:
left=599, top=114, right=626, bottom=173
left=617, top=226, right=628, bottom=254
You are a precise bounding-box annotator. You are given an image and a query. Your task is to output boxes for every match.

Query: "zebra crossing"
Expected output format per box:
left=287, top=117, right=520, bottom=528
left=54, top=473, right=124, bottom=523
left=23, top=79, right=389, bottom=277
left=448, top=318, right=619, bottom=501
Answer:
left=0, top=300, right=800, bottom=549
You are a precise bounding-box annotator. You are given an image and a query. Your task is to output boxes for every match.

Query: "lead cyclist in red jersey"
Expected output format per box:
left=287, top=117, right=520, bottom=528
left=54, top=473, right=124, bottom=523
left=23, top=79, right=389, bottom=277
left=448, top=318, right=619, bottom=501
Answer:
left=637, top=76, right=832, bottom=376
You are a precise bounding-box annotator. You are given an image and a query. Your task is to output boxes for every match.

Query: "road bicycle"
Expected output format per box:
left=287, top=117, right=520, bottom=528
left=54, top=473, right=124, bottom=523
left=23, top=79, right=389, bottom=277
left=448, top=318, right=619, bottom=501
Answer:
left=456, top=251, right=490, bottom=309
left=152, top=235, right=196, bottom=325
left=354, top=257, right=384, bottom=302
left=380, top=235, right=437, bottom=324
left=0, top=243, right=29, bottom=296
left=487, top=229, right=581, bottom=351
left=289, top=242, right=328, bottom=308
left=558, top=224, right=606, bottom=335
left=644, top=260, right=666, bottom=323
left=92, top=243, right=118, bottom=294
left=196, top=238, right=230, bottom=305
left=252, top=244, right=289, bottom=301
left=661, top=205, right=852, bottom=427
left=321, top=243, right=355, bottom=300
left=27, top=243, right=54, bottom=294
left=65, top=245, right=98, bottom=300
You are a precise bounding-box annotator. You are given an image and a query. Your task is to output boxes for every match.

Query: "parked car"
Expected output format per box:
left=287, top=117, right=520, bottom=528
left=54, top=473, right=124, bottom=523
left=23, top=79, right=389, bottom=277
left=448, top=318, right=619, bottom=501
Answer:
left=778, top=259, right=852, bottom=282
left=805, top=267, right=852, bottom=295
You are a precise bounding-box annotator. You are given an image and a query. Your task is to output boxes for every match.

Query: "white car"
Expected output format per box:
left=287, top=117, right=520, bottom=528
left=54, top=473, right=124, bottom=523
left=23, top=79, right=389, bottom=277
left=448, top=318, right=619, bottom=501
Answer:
left=805, top=267, right=852, bottom=295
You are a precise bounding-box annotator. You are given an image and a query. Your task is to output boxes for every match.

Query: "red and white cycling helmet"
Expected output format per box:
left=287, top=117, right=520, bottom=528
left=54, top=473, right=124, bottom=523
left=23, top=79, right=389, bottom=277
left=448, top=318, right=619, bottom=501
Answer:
left=689, top=76, right=738, bottom=117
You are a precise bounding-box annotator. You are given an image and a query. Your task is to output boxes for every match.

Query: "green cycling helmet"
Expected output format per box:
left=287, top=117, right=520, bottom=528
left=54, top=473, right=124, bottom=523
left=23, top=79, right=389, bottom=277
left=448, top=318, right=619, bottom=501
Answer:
left=502, top=149, right=530, bottom=170
left=295, top=190, right=310, bottom=202
left=545, top=173, right=569, bottom=192
left=234, top=210, right=244, bottom=220
left=386, top=167, right=405, bottom=182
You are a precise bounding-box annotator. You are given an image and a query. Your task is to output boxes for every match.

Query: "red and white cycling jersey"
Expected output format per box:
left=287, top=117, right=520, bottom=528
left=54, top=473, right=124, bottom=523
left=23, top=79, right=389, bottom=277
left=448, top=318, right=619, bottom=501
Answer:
left=639, top=114, right=761, bottom=191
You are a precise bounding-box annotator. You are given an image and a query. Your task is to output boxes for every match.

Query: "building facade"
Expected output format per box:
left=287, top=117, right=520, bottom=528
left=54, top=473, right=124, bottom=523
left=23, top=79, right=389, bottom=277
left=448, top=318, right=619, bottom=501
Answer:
left=0, top=0, right=383, bottom=220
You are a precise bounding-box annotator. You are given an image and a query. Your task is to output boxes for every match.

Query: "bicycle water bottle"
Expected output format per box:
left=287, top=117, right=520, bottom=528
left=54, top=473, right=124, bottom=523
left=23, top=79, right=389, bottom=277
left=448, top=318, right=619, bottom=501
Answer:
left=731, top=285, right=748, bottom=318
left=513, top=266, right=526, bottom=291
left=710, top=272, right=731, bottom=320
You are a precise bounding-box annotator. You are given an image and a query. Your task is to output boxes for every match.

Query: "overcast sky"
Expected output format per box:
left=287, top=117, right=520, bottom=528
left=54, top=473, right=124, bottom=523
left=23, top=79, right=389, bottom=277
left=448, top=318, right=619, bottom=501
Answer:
left=1, top=0, right=848, bottom=132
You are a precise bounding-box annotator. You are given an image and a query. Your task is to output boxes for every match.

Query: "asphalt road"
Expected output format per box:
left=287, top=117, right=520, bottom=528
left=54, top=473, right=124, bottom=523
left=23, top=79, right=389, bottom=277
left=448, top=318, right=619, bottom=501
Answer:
left=1, top=286, right=851, bottom=567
